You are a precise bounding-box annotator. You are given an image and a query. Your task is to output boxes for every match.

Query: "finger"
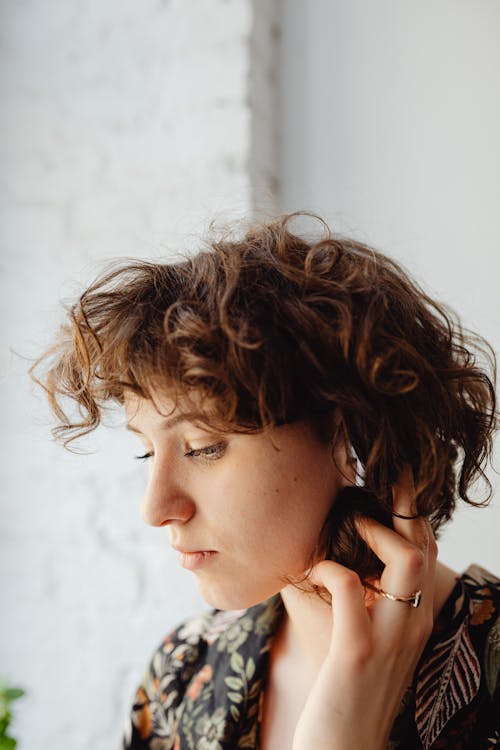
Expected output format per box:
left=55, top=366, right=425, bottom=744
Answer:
left=354, top=514, right=429, bottom=577
left=392, top=464, right=418, bottom=517
left=387, top=465, right=439, bottom=610
left=354, top=516, right=432, bottom=622
left=308, top=560, right=371, bottom=649
left=391, top=464, right=427, bottom=546
left=390, top=466, right=439, bottom=581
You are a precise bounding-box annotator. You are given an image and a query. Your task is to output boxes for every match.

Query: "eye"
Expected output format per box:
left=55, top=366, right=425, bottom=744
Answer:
left=185, top=442, right=226, bottom=460
left=134, top=452, right=153, bottom=461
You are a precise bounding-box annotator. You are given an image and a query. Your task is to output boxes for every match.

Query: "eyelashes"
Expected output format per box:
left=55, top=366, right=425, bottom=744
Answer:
left=186, top=443, right=226, bottom=459
left=134, top=442, right=226, bottom=462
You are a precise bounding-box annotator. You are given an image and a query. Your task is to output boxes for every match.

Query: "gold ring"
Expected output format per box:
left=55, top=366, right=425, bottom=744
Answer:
left=365, top=582, right=422, bottom=608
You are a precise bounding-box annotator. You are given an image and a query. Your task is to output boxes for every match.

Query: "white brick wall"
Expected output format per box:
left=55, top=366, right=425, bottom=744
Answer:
left=0, top=1, right=279, bottom=747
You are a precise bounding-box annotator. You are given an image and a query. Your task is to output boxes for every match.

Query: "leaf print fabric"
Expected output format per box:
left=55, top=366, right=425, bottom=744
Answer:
left=485, top=616, right=500, bottom=699
left=415, top=618, right=481, bottom=749
left=121, top=565, right=500, bottom=749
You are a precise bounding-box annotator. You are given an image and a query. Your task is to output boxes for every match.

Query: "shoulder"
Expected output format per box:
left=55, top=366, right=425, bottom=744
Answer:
left=397, top=565, right=500, bottom=750
left=460, top=563, right=500, bottom=625
left=461, top=562, right=500, bottom=590
left=460, top=564, right=500, bottom=693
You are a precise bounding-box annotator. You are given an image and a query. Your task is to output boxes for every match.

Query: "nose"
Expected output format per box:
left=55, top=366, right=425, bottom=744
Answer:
left=140, top=458, right=196, bottom=527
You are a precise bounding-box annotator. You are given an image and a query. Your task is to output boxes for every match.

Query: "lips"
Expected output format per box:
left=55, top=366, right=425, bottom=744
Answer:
left=172, top=545, right=216, bottom=554
left=177, top=550, right=218, bottom=571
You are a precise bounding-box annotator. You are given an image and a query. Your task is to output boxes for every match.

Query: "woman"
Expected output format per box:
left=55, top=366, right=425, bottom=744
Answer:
left=31, top=212, right=500, bottom=749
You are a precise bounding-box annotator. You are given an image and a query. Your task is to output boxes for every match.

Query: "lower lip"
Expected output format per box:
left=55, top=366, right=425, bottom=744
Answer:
left=179, top=551, right=218, bottom=570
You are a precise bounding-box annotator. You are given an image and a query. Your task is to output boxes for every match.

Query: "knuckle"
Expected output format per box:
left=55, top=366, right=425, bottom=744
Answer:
left=337, top=569, right=362, bottom=591
left=402, top=545, right=426, bottom=576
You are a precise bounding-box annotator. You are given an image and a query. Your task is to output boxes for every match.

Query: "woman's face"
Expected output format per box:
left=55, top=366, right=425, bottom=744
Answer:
left=124, top=392, right=353, bottom=610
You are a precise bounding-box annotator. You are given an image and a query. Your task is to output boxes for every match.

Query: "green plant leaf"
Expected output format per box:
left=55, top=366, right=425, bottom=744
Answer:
left=3, top=691, right=23, bottom=703
left=0, top=681, right=24, bottom=746
left=0, top=714, right=11, bottom=732
left=0, top=735, right=16, bottom=749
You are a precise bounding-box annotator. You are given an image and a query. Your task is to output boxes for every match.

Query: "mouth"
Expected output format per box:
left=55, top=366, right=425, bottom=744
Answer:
left=171, top=543, right=219, bottom=570
left=177, top=550, right=218, bottom=571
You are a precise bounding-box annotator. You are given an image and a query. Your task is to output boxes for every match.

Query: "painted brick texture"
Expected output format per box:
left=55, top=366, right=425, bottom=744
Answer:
left=0, top=1, right=278, bottom=747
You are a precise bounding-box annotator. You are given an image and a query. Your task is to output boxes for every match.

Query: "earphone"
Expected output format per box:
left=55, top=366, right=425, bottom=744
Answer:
left=350, top=445, right=365, bottom=487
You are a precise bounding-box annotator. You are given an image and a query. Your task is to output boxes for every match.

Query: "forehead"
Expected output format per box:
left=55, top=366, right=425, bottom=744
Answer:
left=123, top=389, right=174, bottom=419
left=123, top=388, right=216, bottom=431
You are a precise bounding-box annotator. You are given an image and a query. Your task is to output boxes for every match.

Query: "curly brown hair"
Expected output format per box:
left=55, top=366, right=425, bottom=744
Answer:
left=30, top=212, right=498, bottom=582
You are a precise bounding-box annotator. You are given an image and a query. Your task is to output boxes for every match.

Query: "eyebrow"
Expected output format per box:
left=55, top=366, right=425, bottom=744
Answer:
left=125, top=412, right=207, bottom=436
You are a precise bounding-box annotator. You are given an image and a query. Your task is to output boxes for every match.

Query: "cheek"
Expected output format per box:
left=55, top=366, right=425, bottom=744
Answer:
left=245, top=479, right=325, bottom=552
left=212, top=455, right=336, bottom=551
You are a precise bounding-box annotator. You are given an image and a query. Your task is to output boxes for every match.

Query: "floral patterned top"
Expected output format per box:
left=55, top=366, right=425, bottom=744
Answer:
left=121, top=564, right=500, bottom=749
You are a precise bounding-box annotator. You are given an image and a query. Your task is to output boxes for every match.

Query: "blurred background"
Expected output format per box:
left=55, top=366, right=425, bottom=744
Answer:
left=1, top=1, right=499, bottom=747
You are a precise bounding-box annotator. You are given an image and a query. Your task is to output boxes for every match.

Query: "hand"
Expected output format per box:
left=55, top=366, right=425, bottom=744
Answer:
left=292, top=465, right=438, bottom=750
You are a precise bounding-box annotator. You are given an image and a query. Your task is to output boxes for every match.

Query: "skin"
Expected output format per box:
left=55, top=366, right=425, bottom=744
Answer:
left=124, top=391, right=352, bottom=611
left=291, top=469, right=440, bottom=749
left=124, top=390, right=456, bottom=750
